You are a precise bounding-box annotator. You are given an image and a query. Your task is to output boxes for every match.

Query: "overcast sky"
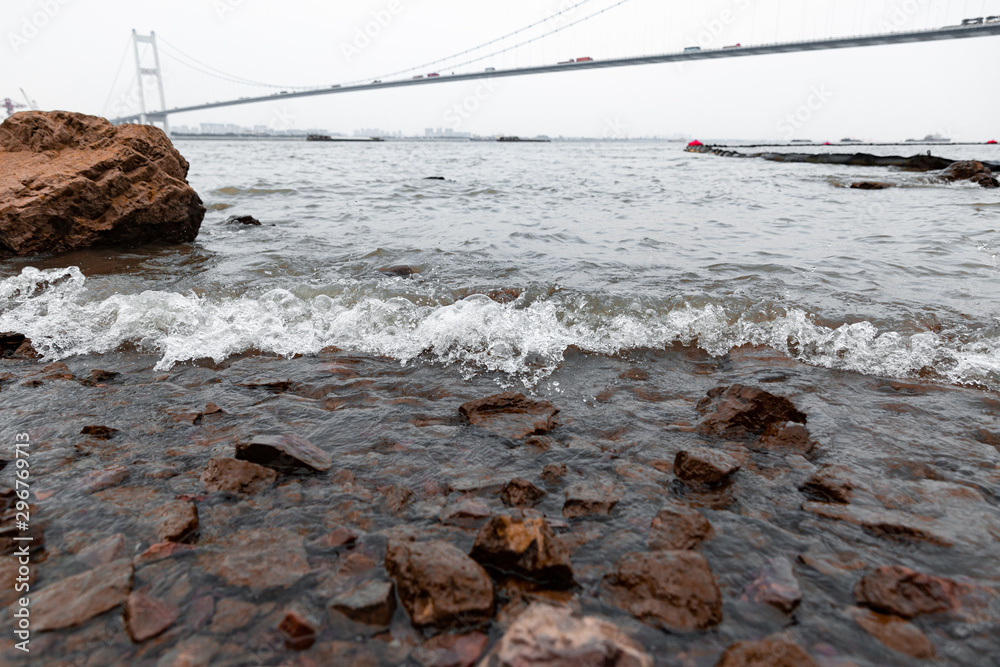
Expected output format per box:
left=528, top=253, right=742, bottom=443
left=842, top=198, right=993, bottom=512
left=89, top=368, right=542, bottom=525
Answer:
left=3, top=0, right=1000, bottom=140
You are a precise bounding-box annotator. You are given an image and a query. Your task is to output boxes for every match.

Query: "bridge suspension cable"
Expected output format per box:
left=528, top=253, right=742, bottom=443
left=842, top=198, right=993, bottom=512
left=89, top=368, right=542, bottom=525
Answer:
left=156, top=35, right=317, bottom=90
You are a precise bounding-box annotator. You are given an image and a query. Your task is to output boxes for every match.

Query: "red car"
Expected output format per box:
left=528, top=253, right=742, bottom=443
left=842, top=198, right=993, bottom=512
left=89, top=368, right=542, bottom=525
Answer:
left=427, top=73, right=440, bottom=77
left=576, top=57, right=594, bottom=62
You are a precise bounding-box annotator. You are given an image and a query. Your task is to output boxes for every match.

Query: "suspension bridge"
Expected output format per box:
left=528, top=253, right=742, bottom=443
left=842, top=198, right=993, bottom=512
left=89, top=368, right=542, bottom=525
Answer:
left=104, top=0, right=1000, bottom=133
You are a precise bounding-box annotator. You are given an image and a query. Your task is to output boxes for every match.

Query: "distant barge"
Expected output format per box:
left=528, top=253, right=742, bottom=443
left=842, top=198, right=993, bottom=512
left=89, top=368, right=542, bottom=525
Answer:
left=497, top=136, right=551, bottom=143
left=306, top=135, right=384, bottom=142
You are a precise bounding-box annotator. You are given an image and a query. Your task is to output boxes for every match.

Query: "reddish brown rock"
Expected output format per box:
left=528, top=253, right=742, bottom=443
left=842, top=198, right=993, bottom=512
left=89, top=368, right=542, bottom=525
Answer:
left=76, top=533, right=126, bottom=568
left=540, top=463, right=568, bottom=484
left=648, top=504, right=714, bottom=551
left=80, top=424, right=119, bottom=439
left=198, top=528, right=309, bottom=591
left=850, top=181, right=893, bottom=190
left=715, top=636, right=819, bottom=667
left=758, top=423, right=815, bottom=455
left=124, top=591, right=180, bottom=642
left=696, top=384, right=806, bottom=438
left=0, top=111, right=204, bottom=257
left=562, top=482, right=619, bottom=518
left=330, top=580, right=396, bottom=626
left=413, top=632, right=490, bottom=667
left=440, top=496, right=492, bottom=528
left=236, top=433, right=332, bottom=473
left=155, top=500, right=198, bottom=543
left=484, top=602, right=653, bottom=667
left=500, top=478, right=546, bottom=508
left=940, top=160, right=990, bottom=182
left=225, top=214, right=261, bottom=225
left=459, top=392, right=559, bottom=439
left=854, top=565, right=958, bottom=618
left=848, top=606, right=936, bottom=659
left=971, top=172, right=1000, bottom=188
left=742, top=557, right=802, bottom=613
left=602, top=551, right=723, bottom=631
left=200, top=457, right=276, bottom=495
left=470, top=515, right=574, bottom=586
left=278, top=609, right=319, bottom=651
left=134, top=541, right=195, bottom=566
left=76, top=464, right=129, bottom=493
left=321, top=526, right=359, bottom=548
left=384, top=538, right=494, bottom=629
left=33, top=559, right=133, bottom=631
left=799, top=464, right=854, bottom=503
left=0, top=332, right=37, bottom=358
left=674, top=448, right=741, bottom=485
left=82, top=368, right=120, bottom=386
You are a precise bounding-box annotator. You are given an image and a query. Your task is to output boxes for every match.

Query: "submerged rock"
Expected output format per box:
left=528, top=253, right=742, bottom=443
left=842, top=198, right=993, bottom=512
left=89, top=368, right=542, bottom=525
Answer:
left=562, top=483, right=619, bottom=518
left=278, top=608, right=319, bottom=651
left=696, top=384, right=807, bottom=439
left=225, top=214, right=261, bottom=225
left=413, top=632, right=489, bottom=667
left=850, top=181, right=893, bottom=190
left=715, top=636, right=819, bottom=667
left=33, top=559, right=133, bottom=631
left=499, top=478, right=546, bottom=508
left=971, top=172, right=1000, bottom=188
left=648, top=503, right=714, bottom=551
left=674, top=448, right=741, bottom=485
left=602, top=551, right=723, bottom=632
left=379, top=265, right=420, bottom=278
left=124, top=591, right=180, bottom=642
left=940, top=160, right=991, bottom=182
left=470, top=515, right=574, bottom=586
left=742, top=557, right=802, bottom=613
left=80, top=424, right=119, bottom=440
left=235, top=433, right=332, bottom=473
left=384, top=538, right=494, bottom=629
left=0, top=332, right=37, bottom=359
left=483, top=602, right=652, bottom=667
left=848, top=606, right=936, bottom=659
left=330, top=580, right=396, bottom=626
left=200, top=456, right=276, bottom=495
left=459, top=392, right=559, bottom=440
left=155, top=500, right=198, bottom=543
left=0, top=110, right=204, bottom=257
left=799, top=464, right=854, bottom=503
left=198, top=528, right=309, bottom=591
left=854, top=565, right=958, bottom=618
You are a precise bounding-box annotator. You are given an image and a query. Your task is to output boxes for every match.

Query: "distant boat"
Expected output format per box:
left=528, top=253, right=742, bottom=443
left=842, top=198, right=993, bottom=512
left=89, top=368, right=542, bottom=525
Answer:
left=790, top=139, right=812, bottom=143
left=840, top=137, right=863, bottom=143
left=905, top=133, right=951, bottom=143
left=306, top=134, right=383, bottom=142
left=497, top=136, right=551, bottom=143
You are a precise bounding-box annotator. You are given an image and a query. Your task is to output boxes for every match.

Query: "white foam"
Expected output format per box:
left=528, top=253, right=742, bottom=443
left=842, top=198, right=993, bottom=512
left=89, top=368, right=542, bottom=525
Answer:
left=1, top=266, right=997, bottom=389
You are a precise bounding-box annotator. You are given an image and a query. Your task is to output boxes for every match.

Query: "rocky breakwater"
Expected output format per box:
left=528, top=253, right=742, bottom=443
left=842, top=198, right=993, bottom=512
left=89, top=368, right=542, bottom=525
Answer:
left=0, top=110, right=204, bottom=257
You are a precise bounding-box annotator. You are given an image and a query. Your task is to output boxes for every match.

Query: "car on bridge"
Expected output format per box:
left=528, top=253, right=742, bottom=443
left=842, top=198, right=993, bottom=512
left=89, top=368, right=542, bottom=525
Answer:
left=576, top=57, right=594, bottom=62
left=723, top=43, right=742, bottom=49
left=428, top=73, right=440, bottom=77
left=987, top=16, right=1000, bottom=23
left=330, top=84, right=341, bottom=89
left=961, top=17, right=984, bottom=25
left=485, top=67, right=495, bottom=71
left=684, top=46, right=701, bottom=52
left=413, top=75, right=424, bottom=79
left=558, top=60, right=575, bottom=64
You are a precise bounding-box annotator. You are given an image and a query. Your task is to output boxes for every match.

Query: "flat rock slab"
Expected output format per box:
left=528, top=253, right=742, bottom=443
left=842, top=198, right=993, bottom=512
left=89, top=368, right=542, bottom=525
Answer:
left=155, top=500, right=199, bottom=543
left=602, top=551, right=722, bottom=632
left=201, top=456, right=276, bottom=495
left=674, top=448, right=741, bottom=485
left=125, top=591, right=181, bottom=642
left=716, top=636, right=819, bottom=667
left=848, top=606, right=936, bottom=659
left=384, top=538, right=494, bottom=629
left=563, top=483, right=620, bottom=518
left=236, top=433, right=332, bottom=473
left=470, top=515, right=574, bottom=586
left=330, top=580, right=396, bottom=626
left=742, top=556, right=802, bottom=613
left=854, top=565, right=959, bottom=618
left=648, top=504, right=714, bottom=551
left=33, top=558, right=133, bottom=631
left=696, top=384, right=806, bottom=439
left=459, top=392, right=559, bottom=440
left=198, top=528, right=309, bottom=591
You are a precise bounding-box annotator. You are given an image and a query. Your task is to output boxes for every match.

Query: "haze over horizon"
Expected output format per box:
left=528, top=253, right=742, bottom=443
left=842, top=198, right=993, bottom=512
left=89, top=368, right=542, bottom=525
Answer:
left=3, top=0, right=1000, bottom=141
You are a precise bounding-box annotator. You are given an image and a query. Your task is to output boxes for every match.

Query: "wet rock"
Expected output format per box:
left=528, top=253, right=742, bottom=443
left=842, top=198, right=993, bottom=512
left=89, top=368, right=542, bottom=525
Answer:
left=715, top=636, right=819, bottom=667
left=330, top=580, right=396, bottom=626
left=648, top=503, right=714, bottom=551
left=379, top=265, right=420, bottom=277
left=602, top=551, right=723, bottom=631
left=384, top=484, right=414, bottom=514
left=278, top=608, right=319, bottom=650
left=803, top=501, right=954, bottom=546
left=971, top=172, right=1000, bottom=188
left=413, top=632, right=489, bottom=667
left=198, top=528, right=309, bottom=591
left=470, top=515, right=574, bottom=586
left=799, top=464, right=854, bottom=503
left=459, top=392, right=559, bottom=440
left=562, top=483, right=619, bottom=518
left=125, top=591, right=181, bottom=642
left=77, top=464, right=129, bottom=493
left=209, top=598, right=259, bottom=634
left=540, top=463, right=568, bottom=484
left=384, top=537, right=494, bottom=629
left=741, top=557, right=802, bottom=613
left=696, top=384, right=806, bottom=439
left=33, top=558, right=133, bottom=631
left=200, top=456, right=276, bottom=495
left=674, top=448, right=741, bottom=485
left=225, top=214, right=261, bottom=225
left=320, top=526, right=359, bottom=548
left=0, top=110, right=204, bottom=257
left=235, top=433, right=332, bottom=473
left=440, top=495, right=492, bottom=527
left=76, top=533, right=126, bottom=568
left=484, top=602, right=653, bottom=667
left=80, top=424, right=119, bottom=439
left=850, top=181, right=893, bottom=189
left=154, top=636, right=219, bottom=667
left=134, top=542, right=196, bottom=566
left=757, top=423, right=815, bottom=455
left=0, top=332, right=37, bottom=358
left=83, top=368, right=120, bottom=386
left=155, top=500, right=198, bottom=543
left=854, top=565, right=958, bottom=618
left=848, top=606, right=936, bottom=659
left=500, top=478, right=546, bottom=508
left=940, top=160, right=990, bottom=182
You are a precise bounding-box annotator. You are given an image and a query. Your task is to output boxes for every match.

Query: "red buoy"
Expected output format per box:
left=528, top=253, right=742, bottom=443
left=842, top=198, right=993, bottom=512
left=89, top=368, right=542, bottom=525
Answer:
left=687, top=140, right=703, bottom=147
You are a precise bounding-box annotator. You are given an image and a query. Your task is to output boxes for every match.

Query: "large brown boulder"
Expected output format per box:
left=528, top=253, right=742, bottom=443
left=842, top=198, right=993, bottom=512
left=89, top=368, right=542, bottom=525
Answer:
left=0, top=110, right=204, bottom=257
left=470, top=515, right=574, bottom=586
left=854, top=565, right=958, bottom=618
left=459, top=392, right=559, bottom=439
left=696, top=384, right=806, bottom=439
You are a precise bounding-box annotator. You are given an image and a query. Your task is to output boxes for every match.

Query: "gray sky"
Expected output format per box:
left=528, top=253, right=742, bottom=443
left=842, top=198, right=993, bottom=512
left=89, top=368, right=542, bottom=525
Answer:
left=3, top=0, right=1000, bottom=140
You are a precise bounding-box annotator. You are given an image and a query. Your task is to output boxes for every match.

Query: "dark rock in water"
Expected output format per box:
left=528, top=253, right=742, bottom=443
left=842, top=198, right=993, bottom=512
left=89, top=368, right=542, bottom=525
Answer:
left=414, top=632, right=489, bottom=667
left=940, top=160, right=990, bottom=182
left=851, top=181, right=893, bottom=190
left=971, top=172, right=1000, bottom=188
left=648, top=503, right=714, bottom=551
left=499, top=478, right=546, bottom=508
left=470, top=515, right=574, bottom=586
left=278, top=608, right=318, bottom=651
left=602, top=551, right=723, bottom=632
left=541, top=463, right=568, bottom=484
left=225, top=214, right=261, bottom=225
left=198, top=528, right=309, bottom=591
left=0, top=111, right=204, bottom=257
left=379, top=265, right=420, bottom=278
left=155, top=500, right=199, bottom=543
left=715, top=636, right=819, bottom=667
left=424, top=176, right=446, bottom=180
left=76, top=533, right=126, bottom=568
left=0, top=332, right=37, bottom=358
left=440, top=495, right=492, bottom=528
left=800, top=464, right=855, bottom=503
left=236, top=433, right=332, bottom=473
left=76, top=464, right=129, bottom=493
left=848, top=606, right=936, bottom=659
left=459, top=392, right=559, bottom=440
left=330, top=580, right=396, bottom=626
left=697, top=384, right=807, bottom=439
left=33, top=559, right=134, bottom=631
left=674, top=448, right=741, bottom=485
left=483, top=603, right=653, bottom=666
left=124, top=591, right=180, bottom=642
left=80, top=424, right=119, bottom=440
left=82, top=368, right=120, bottom=386
left=758, top=422, right=816, bottom=455
left=384, top=537, right=494, bottom=629
left=200, top=457, right=276, bottom=495
left=742, top=556, right=802, bottom=613
left=563, top=482, right=619, bottom=518
left=854, top=565, right=958, bottom=618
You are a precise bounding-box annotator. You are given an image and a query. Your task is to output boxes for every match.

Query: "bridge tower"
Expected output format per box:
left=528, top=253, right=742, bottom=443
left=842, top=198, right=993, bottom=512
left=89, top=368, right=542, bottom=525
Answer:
left=131, top=29, right=170, bottom=135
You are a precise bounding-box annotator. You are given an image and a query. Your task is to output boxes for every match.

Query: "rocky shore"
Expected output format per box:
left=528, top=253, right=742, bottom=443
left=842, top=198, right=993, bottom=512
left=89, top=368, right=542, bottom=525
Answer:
left=1, top=340, right=998, bottom=665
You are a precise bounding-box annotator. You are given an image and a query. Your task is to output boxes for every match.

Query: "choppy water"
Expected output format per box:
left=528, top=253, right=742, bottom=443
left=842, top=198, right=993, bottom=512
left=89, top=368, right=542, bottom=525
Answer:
left=2, top=140, right=999, bottom=389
